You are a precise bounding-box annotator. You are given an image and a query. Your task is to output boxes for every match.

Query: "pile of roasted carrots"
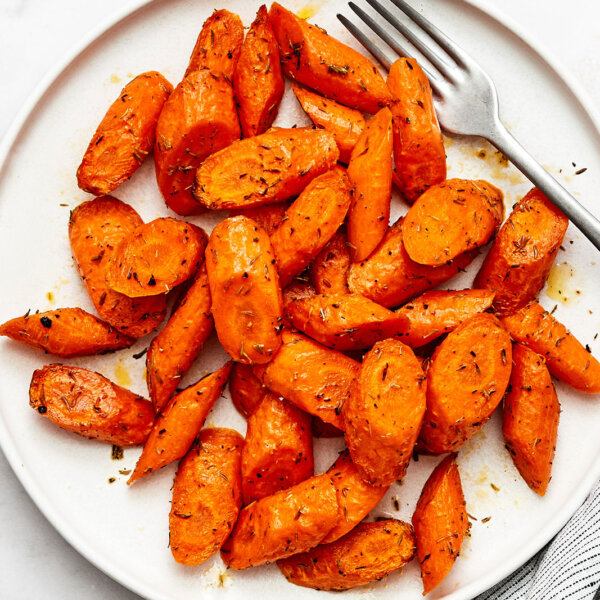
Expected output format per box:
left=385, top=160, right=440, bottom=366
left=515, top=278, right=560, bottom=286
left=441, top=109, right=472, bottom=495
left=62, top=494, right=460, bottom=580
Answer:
left=2, top=2, right=600, bottom=594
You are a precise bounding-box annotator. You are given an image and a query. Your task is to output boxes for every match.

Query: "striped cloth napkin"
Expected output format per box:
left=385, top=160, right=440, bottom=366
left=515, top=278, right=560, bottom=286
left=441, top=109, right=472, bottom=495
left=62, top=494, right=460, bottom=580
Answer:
left=477, top=481, right=600, bottom=599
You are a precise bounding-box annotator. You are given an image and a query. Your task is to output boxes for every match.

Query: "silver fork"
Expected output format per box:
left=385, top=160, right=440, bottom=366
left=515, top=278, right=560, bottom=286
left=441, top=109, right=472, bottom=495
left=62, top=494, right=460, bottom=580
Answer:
left=338, top=0, right=600, bottom=251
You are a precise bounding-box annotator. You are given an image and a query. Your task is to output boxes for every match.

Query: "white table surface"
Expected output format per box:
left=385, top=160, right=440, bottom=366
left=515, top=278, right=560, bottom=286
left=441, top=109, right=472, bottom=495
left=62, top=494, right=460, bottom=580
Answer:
left=1, top=1, right=599, bottom=599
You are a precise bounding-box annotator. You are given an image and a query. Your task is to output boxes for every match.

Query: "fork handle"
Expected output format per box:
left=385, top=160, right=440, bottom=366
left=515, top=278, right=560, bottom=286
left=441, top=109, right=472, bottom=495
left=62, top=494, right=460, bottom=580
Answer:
left=486, top=121, right=600, bottom=251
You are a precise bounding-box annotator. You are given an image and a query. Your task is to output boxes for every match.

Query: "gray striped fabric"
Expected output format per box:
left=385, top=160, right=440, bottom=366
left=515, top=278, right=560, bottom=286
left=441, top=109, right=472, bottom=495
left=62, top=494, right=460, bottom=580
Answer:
left=477, top=481, right=600, bottom=599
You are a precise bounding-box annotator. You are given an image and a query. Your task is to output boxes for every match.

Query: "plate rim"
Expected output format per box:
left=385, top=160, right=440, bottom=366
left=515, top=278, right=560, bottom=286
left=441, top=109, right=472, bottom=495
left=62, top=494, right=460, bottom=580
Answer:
left=1, top=0, right=600, bottom=599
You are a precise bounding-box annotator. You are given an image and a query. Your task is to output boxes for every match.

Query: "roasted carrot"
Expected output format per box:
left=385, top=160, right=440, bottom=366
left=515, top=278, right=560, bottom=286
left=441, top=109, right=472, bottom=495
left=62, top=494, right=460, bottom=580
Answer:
left=284, top=293, right=409, bottom=351
left=206, top=216, right=283, bottom=364
left=474, top=188, right=568, bottom=315
left=311, top=417, right=343, bottom=438
left=146, top=263, right=213, bottom=413
left=193, top=127, right=339, bottom=209
left=107, top=218, right=207, bottom=297
left=412, top=454, right=469, bottom=595
left=323, top=450, right=388, bottom=544
left=387, top=58, right=446, bottom=203
left=242, top=392, right=313, bottom=504
left=220, top=473, right=339, bottom=569
left=503, top=344, right=560, bottom=495
left=278, top=519, right=416, bottom=591
left=155, top=69, right=240, bottom=215
left=68, top=196, right=166, bottom=338
left=309, top=229, right=351, bottom=295
left=402, top=179, right=504, bottom=266
left=184, top=9, right=244, bottom=79
left=347, top=107, right=393, bottom=261
left=253, top=330, right=359, bottom=429
left=169, top=428, right=243, bottom=565
left=347, top=218, right=477, bottom=308
left=229, top=203, right=287, bottom=236
left=234, top=5, right=284, bottom=137
left=0, top=307, right=134, bottom=357
left=282, top=280, right=317, bottom=303
left=128, top=363, right=232, bottom=484
left=229, top=362, right=264, bottom=418
left=29, top=364, right=154, bottom=445
left=501, top=301, right=600, bottom=393
left=292, top=84, right=365, bottom=163
left=343, top=338, right=426, bottom=485
left=270, top=166, right=353, bottom=286
left=77, top=72, right=172, bottom=196
left=419, top=314, right=512, bottom=454
left=269, top=3, right=391, bottom=113
left=396, top=289, right=495, bottom=348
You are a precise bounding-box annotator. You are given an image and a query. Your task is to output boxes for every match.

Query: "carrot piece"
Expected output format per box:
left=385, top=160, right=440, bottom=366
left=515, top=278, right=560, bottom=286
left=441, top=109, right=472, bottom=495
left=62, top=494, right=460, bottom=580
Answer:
left=169, top=428, right=243, bottom=565
left=403, top=179, right=504, bottom=266
left=229, top=362, right=264, bottom=418
left=278, top=519, right=416, bottom=591
left=501, top=301, right=600, bottom=393
left=228, top=202, right=288, bottom=236
left=347, top=107, right=393, bottom=261
left=220, top=473, right=339, bottom=569
left=106, top=218, right=207, bottom=297
left=206, top=216, right=283, bottom=364
left=29, top=364, right=154, bottom=445
left=387, top=58, right=446, bottom=203
left=184, top=9, right=244, bottom=80
left=323, top=450, right=389, bottom=544
left=270, top=166, right=353, bottom=286
left=68, top=197, right=166, bottom=338
left=155, top=69, right=241, bottom=215
left=347, top=218, right=477, bottom=308
left=0, top=307, right=134, bottom=357
left=146, top=263, right=213, bottom=413
left=309, top=229, right=351, bottom=295
left=242, top=392, right=313, bottom=504
left=282, top=280, right=317, bottom=303
left=412, top=454, right=469, bottom=595
left=311, top=417, right=343, bottom=438
left=253, top=330, right=358, bottom=429
left=396, top=289, right=496, bottom=348
left=128, top=363, right=232, bottom=484
left=292, top=84, right=365, bottom=163
left=193, top=127, right=339, bottom=210
left=503, top=344, right=560, bottom=495
left=284, top=293, right=409, bottom=351
left=269, top=3, right=391, bottom=113
left=234, top=5, right=284, bottom=137
left=474, top=188, right=568, bottom=315
left=343, top=338, right=426, bottom=485
left=419, top=314, right=512, bottom=454
left=77, top=72, right=172, bottom=196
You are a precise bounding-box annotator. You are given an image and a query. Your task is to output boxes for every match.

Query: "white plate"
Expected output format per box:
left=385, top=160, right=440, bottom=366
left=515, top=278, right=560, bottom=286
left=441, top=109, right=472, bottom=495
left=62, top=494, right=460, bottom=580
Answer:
left=1, top=0, right=600, bottom=599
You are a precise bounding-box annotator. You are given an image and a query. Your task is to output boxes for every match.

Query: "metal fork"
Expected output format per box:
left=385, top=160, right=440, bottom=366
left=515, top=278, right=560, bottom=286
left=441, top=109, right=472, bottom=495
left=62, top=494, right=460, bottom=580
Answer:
left=338, top=0, right=600, bottom=251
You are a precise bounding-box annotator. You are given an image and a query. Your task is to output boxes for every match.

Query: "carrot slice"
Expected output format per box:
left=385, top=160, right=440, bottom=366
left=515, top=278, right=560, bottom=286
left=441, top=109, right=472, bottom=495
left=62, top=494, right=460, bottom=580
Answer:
left=193, top=127, right=339, bottom=209
left=77, top=71, right=172, bottom=196
left=29, top=364, right=154, bottom=446
left=412, top=454, right=469, bottom=595
left=474, top=188, right=568, bottom=315
left=403, top=179, right=504, bottom=266
left=229, top=362, right=265, bottom=418
left=146, top=262, right=213, bottom=413
left=501, top=301, right=600, bottom=393
left=347, top=107, right=393, bottom=261
left=309, top=229, right=351, bottom=295
left=234, top=5, right=284, bottom=137
left=229, top=203, right=288, bottom=236
left=128, top=363, right=232, bottom=484
left=0, top=307, right=134, bottom=357
left=419, top=314, right=512, bottom=454
left=292, top=84, right=365, bottom=163
left=269, top=2, right=391, bottom=113
left=107, top=218, right=207, bottom=297
left=387, top=58, right=446, bottom=203
left=278, top=520, right=416, bottom=591
left=270, top=166, right=353, bottom=286
left=503, top=344, right=560, bottom=495
left=170, top=428, right=243, bottom=565
left=68, top=196, right=166, bottom=338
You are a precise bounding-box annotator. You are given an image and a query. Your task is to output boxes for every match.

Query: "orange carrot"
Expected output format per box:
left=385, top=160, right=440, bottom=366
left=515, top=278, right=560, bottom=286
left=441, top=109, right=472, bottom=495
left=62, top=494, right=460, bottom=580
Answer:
left=229, top=362, right=265, bottom=418
left=309, top=229, right=351, bottom=295
left=229, top=203, right=288, bottom=236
